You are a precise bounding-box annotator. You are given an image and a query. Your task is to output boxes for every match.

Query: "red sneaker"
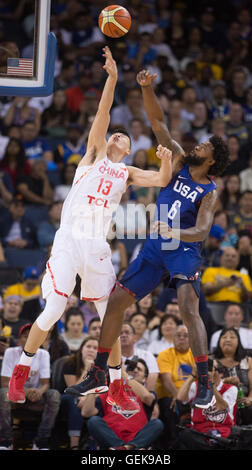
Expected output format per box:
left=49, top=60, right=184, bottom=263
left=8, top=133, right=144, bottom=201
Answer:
left=106, top=379, right=140, bottom=415
left=8, top=364, right=30, bottom=403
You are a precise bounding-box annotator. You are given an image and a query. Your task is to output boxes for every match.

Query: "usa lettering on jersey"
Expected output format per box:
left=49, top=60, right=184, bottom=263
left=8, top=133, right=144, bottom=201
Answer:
left=173, top=180, right=199, bottom=203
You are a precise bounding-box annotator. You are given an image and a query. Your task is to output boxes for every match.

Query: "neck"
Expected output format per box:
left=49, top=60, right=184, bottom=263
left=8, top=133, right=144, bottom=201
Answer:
left=121, top=346, right=134, bottom=357
left=188, top=165, right=210, bottom=184
left=107, top=148, right=124, bottom=163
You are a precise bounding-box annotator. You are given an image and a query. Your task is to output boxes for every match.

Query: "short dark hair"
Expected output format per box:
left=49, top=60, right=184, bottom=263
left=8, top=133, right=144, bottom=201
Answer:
left=111, top=127, right=131, bottom=147
left=65, top=307, right=84, bottom=328
left=88, top=317, right=101, bottom=329
left=137, top=358, right=149, bottom=377
left=208, top=135, right=230, bottom=176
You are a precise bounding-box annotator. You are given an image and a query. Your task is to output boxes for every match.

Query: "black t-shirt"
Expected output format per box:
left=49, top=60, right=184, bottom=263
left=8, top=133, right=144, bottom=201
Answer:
left=3, top=318, right=30, bottom=342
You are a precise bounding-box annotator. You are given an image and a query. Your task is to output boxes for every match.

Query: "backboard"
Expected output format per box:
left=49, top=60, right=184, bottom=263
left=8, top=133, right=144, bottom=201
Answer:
left=0, top=0, right=56, bottom=96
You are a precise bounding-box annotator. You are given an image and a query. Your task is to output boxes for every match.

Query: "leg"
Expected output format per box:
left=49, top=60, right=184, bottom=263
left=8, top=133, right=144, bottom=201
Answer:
left=177, top=282, right=215, bottom=409
left=87, top=415, right=125, bottom=450
left=36, top=389, right=61, bottom=440
left=0, top=388, right=12, bottom=441
left=127, top=419, right=164, bottom=450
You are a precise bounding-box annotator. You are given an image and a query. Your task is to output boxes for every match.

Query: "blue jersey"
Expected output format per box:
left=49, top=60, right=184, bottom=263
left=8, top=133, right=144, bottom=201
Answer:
left=119, top=164, right=217, bottom=301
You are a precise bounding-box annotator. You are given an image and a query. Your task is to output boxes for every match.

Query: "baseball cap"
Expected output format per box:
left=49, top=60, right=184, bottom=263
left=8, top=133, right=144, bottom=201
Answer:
left=23, top=266, right=41, bottom=280
left=18, top=323, right=32, bottom=337
left=209, top=224, right=226, bottom=241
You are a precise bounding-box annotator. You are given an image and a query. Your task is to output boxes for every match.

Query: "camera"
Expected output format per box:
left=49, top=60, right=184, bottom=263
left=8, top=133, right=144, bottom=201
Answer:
left=125, top=355, right=139, bottom=372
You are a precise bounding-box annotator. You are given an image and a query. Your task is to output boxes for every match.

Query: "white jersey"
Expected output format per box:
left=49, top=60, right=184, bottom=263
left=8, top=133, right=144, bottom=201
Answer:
left=61, top=156, right=129, bottom=239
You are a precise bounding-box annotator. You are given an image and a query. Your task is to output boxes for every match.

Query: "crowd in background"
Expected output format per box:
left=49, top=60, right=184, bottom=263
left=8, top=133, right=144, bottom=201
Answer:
left=0, top=0, right=252, bottom=450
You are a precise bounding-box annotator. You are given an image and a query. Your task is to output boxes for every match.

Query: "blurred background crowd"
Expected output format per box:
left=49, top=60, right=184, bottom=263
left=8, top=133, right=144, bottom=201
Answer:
left=1, top=0, right=252, bottom=451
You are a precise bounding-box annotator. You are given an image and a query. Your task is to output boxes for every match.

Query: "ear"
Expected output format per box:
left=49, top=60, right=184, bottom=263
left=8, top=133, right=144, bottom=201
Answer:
left=125, top=147, right=131, bottom=156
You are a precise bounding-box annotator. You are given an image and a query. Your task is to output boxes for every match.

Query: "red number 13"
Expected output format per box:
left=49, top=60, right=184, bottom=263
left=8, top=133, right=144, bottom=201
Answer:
left=97, top=178, right=113, bottom=196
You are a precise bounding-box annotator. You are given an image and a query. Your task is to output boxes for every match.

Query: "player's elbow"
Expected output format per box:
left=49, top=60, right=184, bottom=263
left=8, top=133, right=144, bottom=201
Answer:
left=194, top=227, right=208, bottom=242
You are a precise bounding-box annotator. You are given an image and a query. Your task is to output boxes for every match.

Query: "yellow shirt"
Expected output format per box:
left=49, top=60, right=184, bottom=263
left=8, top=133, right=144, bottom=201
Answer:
left=156, top=347, right=195, bottom=399
left=3, top=283, right=41, bottom=302
left=201, top=267, right=252, bottom=303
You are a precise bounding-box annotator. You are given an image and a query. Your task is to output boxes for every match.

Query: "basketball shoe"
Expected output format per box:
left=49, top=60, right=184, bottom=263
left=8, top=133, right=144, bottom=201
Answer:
left=64, top=365, right=108, bottom=396
left=8, top=364, right=30, bottom=403
left=192, top=377, right=216, bottom=409
left=106, top=379, right=140, bottom=414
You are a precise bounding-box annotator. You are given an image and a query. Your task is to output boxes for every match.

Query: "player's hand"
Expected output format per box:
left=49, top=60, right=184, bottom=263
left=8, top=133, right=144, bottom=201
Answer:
left=102, top=46, right=117, bottom=80
left=136, top=69, right=157, bottom=87
left=156, top=144, right=172, bottom=160
left=153, top=220, right=172, bottom=239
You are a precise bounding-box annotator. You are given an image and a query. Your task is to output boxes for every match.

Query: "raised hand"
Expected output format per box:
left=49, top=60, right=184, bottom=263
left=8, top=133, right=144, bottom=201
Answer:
left=156, top=144, right=172, bottom=160
left=102, top=46, right=117, bottom=80
left=137, top=69, right=157, bottom=87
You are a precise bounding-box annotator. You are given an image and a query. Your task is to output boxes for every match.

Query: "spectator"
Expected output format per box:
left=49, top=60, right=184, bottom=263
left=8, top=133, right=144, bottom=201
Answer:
left=3, top=97, right=41, bottom=134
left=129, top=312, right=150, bottom=351
left=210, top=304, right=252, bottom=353
left=4, top=266, right=42, bottom=322
left=166, top=98, right=191, bottom=135
left=156, top=324, right=195, bottom=448
left=148, top=314, right=182, bottom=357
left=201, top=224, right=226, bottom=269
left=42, top=324, right=70, bottom=366
left=226, top=102, right=249, bottom=146
left=0, top=323, right=61, bottom=450
left=54, top=59, right=77, bottom=91
left=0, top=197, right=37, bottom=249
left=240, top=152, right=252, bottom=192
left=213, top=327, right=252, bottom=425
left=0, top=315, right=14, bottom=364
left=115, top=62, right=137, bottom=105
left=57, top=295, right=79, bottom=335
left=60, top=336, right=99, bottom=449
left=60, top=307, right=86, bottom=353
left=227, top=67, right=247, bottom=105
left=0, top=169, right=13, bottom=205
left=110, top=88, right=149, bottom=133
left=53, top=163, right=77, bottom=202
left=1, top=295, right=28, bottom=342
left=0, top=138, right=31, bottom=187
left=180, top=87, right=197, bottom=122
left=201, top=246, right=252, bottom=304
left=230, top=190, right=252, bottom=233
left=107, top=238, right=128, bottom=277
left=37, top=200, right=63, bottom=248
left=190, top=101, right=209, bottom=143
left=220, top=174, right=241, bottom=219
left=199, top=6, right=222, bottom=50
left=208, top=80, right=230, bottom=120
left=223, top=135, right=247, bottom=176
left=128, top=32, right=157, bottom=70
left=16, top=159, right=54, bottom=206
left=120, top=321, right=159, bottom=391
left=237, top=231, right=252, bottom=277
left=166, top=8, right=187, bottom=61
left=87, top=317, right=101, bottom=340
left=125, top=118, right=152, bottom=166
left=20, top=121, right=54, bottom=165
left=54, top=123, right=86, bottom=167
left=243, top=86, right=252, bottom=126
left=81, top=359, right=163, bottom=450
left=151, top=26, right=178, bottom=71
left=41, top=89, right=71, bottom=139
left=69, top=9, right=104, bottom=60
left=65, top=70, right=101, bottom=115
left=177, top=358, right=237, bottom=449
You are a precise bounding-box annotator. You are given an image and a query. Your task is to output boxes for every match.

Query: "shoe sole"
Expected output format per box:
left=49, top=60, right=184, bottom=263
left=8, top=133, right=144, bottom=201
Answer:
left=8, top=394, right=25, bottom=404
left=65, top=385, right=109, bottom=396
left=193, top=394, right=216, bottom=409
left=106, top=397, right=140, bottom=414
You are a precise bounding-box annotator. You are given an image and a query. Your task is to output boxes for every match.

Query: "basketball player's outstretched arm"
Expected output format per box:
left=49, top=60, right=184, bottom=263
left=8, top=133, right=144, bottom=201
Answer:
left=79, top=46, right=117, bottom=166
left=137, top=70, right=185, bottom=172
left=127, top=144, right=172, bottom=188
left=155, top=189, right=219, bottom=242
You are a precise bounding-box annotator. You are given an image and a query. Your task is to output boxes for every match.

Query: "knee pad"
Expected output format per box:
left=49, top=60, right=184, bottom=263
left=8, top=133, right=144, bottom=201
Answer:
left=36, top=292, right=68, bottom=331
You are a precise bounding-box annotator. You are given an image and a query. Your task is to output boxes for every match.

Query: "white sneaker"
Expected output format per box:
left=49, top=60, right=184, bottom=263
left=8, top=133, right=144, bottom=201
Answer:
left=32, top=438, right=49, bottom=450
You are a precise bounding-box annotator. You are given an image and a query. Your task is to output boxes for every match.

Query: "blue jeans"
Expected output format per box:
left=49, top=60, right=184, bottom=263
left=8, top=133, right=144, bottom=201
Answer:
left=87, top=415, right=164, bottom=449
left=61, top=394, right=83, bottom=437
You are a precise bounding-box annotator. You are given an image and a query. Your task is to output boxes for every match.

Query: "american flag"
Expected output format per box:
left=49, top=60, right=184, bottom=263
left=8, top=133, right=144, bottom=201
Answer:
left=7, top=58, right=33, bottom=76
left=196, top=186, right=204, bottom=193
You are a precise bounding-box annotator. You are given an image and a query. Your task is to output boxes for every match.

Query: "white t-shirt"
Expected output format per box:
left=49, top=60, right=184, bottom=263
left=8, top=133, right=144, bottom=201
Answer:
left=1, top=346, right=50, bottom=388
left=148, top=337, right=174, bottom=357
left=122, top=346, right=159, bottom=374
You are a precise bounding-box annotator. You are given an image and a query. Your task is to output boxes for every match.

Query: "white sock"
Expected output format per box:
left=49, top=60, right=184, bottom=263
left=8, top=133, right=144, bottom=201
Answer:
left=109, top=365, right=121, bottom=383
left=19, top=351, right=34, bottom=367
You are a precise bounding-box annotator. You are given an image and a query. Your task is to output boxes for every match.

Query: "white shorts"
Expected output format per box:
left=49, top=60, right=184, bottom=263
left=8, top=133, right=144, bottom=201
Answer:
left=41, top=227, right=116, bottom=301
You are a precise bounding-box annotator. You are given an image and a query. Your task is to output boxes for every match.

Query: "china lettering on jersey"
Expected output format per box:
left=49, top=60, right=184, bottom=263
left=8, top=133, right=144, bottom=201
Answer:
left=60, top=156, right=128, bottom=238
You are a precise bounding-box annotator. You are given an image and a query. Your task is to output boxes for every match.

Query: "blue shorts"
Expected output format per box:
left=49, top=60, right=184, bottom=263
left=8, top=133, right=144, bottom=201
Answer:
left=119, top=239, right=201, bottom=300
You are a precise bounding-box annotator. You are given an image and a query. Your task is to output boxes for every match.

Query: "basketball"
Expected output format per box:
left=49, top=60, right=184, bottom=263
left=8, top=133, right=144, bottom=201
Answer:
left=98, top=5, right=131, bottom=38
